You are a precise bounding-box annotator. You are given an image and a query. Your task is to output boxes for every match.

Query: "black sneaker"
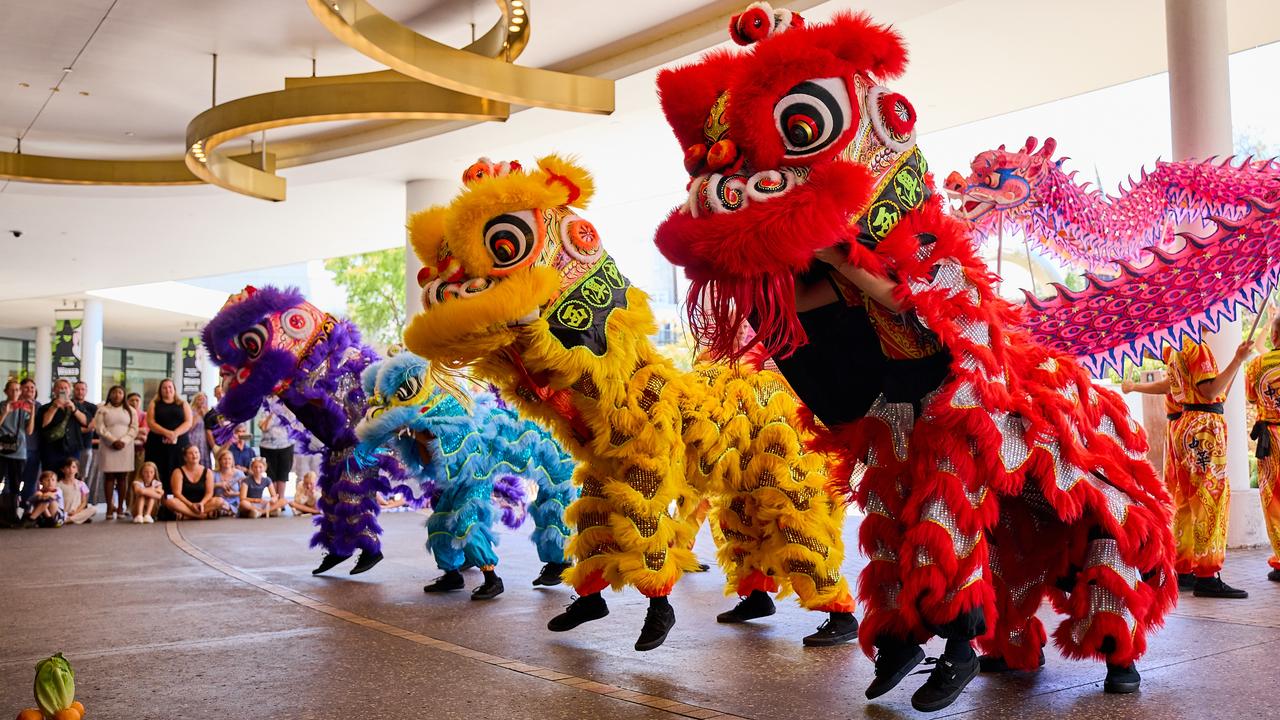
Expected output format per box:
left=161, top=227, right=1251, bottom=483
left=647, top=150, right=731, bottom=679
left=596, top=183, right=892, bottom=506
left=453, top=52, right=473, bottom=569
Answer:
left=1192, top=575, right=1248, bottom=599
left=1103, top=662, right=1141, bottom=694
left=1176, top=573, right=1197, bottom=591
left=978, top=649, right=1046, bottom=673
left=716, top=590, right=776, bottom=623
left=802, top=612, right=858, bottom=647
left=349, top=551, right=384, bottom=575
left=423, top=570, right=465, bottom=593
left=547, top=593, right=609, bottom=631
left=472, top=575, right=504, bottom=600
left=532, top=562, right=570, bottom=587
left=1268, top=569, right=1280, bottom=583
left=312, top=553, right=351, bottom=575
left=865, top=642, right=925, bottom=699
left=635, top=602, right=676, bottom=651
left=911, top=654, right=980, bottom=712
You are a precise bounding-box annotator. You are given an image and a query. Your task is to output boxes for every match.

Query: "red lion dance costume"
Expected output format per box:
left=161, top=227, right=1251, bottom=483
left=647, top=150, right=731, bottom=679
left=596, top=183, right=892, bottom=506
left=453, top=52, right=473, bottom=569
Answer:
left=653, top=4, right=1176, bottom=711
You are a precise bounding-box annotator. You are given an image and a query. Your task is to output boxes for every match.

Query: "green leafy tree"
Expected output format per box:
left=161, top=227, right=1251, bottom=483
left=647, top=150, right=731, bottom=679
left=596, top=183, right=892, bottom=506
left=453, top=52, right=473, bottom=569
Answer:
left=324, top=247, right=405, bottom=349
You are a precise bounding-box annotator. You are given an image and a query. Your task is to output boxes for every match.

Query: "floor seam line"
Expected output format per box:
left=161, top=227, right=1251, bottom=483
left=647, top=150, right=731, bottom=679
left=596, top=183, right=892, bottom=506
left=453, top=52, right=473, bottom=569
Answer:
left=164, top=522, right=743, bottom=720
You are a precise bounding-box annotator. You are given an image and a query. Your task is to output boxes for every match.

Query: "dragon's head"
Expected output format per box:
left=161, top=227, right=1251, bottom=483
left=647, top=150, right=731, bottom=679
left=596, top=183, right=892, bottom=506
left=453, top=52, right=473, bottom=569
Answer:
left=653, top=4, right=921, bottom=360
left=944, top=136, right=1058, bottom=221
left=355, top=350, right=469, bottom=467
left=202, top=285, right=332, bottom=425
left=404, top=155, right=637, bottom=371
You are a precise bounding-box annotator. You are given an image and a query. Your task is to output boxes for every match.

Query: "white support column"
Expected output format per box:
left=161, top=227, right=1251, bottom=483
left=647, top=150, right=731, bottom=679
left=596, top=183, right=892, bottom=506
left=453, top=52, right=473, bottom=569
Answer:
left=34, top=326, right=52, bottom=402
left=1165, top=0, right=1260, bottom=547
left=81, top=299, right=104, bottom=403
left=405, top=179, right=456, bottom=328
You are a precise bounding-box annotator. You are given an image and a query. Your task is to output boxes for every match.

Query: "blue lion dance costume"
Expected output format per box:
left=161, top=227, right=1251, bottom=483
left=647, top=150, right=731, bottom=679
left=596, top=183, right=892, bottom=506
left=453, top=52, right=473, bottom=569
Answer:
left=356, top=350, right=578, bottom=599
left=204, top=285, right=416, bottom=576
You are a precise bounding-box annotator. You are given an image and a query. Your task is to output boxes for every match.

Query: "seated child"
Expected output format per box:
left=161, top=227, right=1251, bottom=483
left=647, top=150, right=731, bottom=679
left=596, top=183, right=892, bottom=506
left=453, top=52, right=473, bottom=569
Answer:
left=288, top=471, right=321, bottom=515
left=57, top=458, right=95, bottom=525
left=26, top=471, right=64, bottom=528
left=212, top=450, right=244, bottom=517
left=239, top=457, right=286, bottom=518
left=130, top=461, right=163, bottom=524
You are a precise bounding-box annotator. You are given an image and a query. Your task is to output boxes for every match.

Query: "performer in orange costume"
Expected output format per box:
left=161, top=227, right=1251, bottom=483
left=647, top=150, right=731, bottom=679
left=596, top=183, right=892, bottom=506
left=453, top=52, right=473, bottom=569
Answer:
left=1245, top=315, right=1280, bottom=582
left=1124, top=337, right=1252, bottom=597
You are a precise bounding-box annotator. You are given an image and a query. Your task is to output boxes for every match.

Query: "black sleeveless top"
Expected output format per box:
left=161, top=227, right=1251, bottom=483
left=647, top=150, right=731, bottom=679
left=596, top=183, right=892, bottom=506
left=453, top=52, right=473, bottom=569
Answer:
left=179, top=466, right=209, bottom=503
left=147, top=399, right=190, bottom=450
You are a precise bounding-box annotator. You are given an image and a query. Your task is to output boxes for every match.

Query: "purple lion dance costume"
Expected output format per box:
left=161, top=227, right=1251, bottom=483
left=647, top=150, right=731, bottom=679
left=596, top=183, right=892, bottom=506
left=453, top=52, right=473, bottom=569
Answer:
left=203, top=285, right=414, bottom=575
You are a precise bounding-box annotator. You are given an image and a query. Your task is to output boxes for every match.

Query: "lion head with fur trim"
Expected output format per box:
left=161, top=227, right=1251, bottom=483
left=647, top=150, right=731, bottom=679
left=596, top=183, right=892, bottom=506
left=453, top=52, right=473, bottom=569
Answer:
left=405, top=155, right=643, bottom=372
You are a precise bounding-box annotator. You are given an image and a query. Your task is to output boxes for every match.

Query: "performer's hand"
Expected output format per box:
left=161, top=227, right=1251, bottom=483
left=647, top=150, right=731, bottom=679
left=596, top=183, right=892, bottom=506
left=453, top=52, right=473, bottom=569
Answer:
left=1120, top=379, right=1135, bottom=394
left=1235, top=340, right=1255, bottom=363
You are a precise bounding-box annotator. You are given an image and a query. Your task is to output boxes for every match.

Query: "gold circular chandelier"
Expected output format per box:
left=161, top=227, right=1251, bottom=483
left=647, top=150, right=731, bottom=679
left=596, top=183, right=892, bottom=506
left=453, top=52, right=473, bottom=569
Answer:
left=1, top=1, right=615, bottom=202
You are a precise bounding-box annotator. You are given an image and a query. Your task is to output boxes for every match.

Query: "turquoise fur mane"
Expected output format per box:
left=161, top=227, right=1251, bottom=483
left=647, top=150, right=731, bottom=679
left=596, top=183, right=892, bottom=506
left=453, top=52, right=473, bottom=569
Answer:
left=355, top=351, right=577, bottom=569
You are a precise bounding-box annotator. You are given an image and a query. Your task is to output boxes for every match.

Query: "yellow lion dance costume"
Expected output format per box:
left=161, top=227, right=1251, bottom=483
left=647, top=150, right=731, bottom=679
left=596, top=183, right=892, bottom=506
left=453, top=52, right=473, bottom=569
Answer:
left=404, top=155, right=856, bottom=651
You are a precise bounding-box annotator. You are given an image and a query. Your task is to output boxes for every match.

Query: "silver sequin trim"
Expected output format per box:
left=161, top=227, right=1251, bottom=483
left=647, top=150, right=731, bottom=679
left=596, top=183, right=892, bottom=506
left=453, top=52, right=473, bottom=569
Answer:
left=950, top=381, right=981, bottom=409
left=921, top=498, right=980, bottom=559
left=868, top=394, right=914, bottom=462
left=1083, top=538, right=1140, bottom=589
left=865, top=491, right=893, bottom=518
left=992, top=411, right=1030, bottom=471
left=1070, top=584, right=1134, bottom=646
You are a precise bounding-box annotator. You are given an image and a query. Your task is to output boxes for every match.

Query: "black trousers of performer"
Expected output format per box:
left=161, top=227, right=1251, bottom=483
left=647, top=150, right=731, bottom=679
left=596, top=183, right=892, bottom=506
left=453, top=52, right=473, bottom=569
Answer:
left=260, top=446, right=294, bottom=488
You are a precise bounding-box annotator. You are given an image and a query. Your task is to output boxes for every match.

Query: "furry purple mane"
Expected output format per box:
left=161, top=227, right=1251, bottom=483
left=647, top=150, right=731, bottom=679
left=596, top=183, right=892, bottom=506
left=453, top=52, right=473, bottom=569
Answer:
left=204, top=284, right=409, bottom=560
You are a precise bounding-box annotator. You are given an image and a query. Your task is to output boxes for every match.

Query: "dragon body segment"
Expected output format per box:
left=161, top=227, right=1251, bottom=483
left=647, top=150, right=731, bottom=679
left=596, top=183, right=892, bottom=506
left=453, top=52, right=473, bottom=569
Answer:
left=356, top=351, right=577, bottom=588
left=946, top=136, right=1280, bottom=274
left=947, top=138, right=1280, bottom=374
left=403, top=155, right=854, bottom=648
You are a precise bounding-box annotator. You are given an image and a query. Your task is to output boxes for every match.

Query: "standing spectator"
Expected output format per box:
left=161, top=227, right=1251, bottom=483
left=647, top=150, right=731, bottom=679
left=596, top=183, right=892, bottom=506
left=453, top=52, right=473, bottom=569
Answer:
left=212, top=449, right=243, bottom=516
left=71, top=380, right=98, bottom=501
left=57, top=457, right=94, bottom=525
left=127, top=392, right=147, bottom=481
left=145, top=379, right=191, bottom=493
left=38, top=379, right=85, bottom=477
left=94, top=385, right=137, bottom=520
left=0, top=379, right=36, bottom=526
left=188, top=392, right=211, bottom=466
left=19, top=378, right=40, bottom=504
left=160, top=444, right=223, bottom=520
left=223, top=425, right=255, bottom=471
left=257, top=408, right=294, bottom=501
left=130, top=461, right=163, bottom=523
left=26, top=470, right=63, bottom=528
left=239, top=456, right=285, bottom=518
left=289, top=470, right=321, bottom=515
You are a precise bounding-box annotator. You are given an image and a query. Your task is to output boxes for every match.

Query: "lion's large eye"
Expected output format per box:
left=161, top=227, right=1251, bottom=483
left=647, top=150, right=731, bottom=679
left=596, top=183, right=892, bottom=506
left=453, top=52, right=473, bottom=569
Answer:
left=395, top=374, right=424, bottom=403
left=773, top=78, right=853, bottom=158
left=483, top=210, right=539, bottom=271
left=236, top=324, right=269, bottom=360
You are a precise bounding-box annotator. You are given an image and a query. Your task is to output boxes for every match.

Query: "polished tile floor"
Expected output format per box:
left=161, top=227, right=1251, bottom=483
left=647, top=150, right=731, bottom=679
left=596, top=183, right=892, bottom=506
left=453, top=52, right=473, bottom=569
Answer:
left=2, top=510, right=1278, bottom=719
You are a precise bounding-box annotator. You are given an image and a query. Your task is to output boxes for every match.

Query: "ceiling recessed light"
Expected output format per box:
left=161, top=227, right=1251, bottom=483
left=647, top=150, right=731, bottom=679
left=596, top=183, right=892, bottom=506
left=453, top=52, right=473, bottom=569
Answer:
left=512, top=16, right=523, bottom=23
left=78, top=90, right=89, bottom=96
left=508, top=24, right=519, bottom=32
left=49, top=87, right=60, bottom=93
left=511, top=0, right=523, bottom=6
left=125, top=131, right=135, bottom=136
left=513, top=7, right=524, bottom=15
left=17, top=82, right=29, bottom=88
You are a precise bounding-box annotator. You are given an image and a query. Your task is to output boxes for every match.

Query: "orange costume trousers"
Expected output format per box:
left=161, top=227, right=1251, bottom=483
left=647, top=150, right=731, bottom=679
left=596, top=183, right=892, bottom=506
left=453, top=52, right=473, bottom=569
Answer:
left=1164, top=410, right=1230, bottom=576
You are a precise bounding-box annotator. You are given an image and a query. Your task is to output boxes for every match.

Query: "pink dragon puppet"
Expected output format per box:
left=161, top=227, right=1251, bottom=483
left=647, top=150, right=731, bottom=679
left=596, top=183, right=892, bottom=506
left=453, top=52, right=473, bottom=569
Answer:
left=947, top=137, right=1280, bottom=375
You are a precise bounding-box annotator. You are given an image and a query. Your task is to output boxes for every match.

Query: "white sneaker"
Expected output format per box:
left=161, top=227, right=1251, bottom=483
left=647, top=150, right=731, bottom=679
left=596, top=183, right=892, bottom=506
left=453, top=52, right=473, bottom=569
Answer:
left=144, top=515, right=155, bottom=524
left=106, top=512, right=116, bottom=521
left=132, top=515, right=144, bottom=524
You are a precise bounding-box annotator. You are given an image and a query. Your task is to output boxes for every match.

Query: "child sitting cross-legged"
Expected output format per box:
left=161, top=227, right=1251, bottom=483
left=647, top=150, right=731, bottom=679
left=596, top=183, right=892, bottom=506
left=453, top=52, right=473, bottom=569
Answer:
left=26, top=471, right=64, bottom=528
left=239, top=457, right=287, bottom=518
